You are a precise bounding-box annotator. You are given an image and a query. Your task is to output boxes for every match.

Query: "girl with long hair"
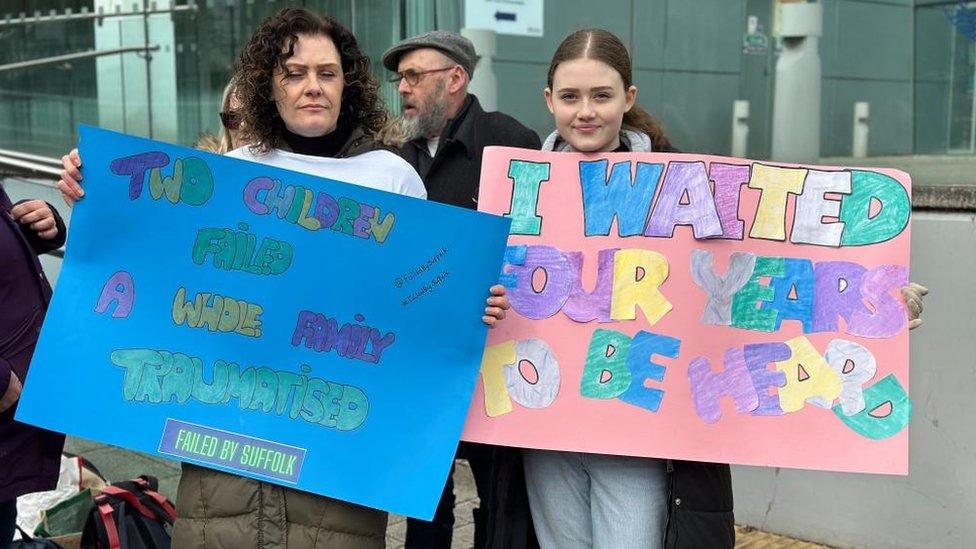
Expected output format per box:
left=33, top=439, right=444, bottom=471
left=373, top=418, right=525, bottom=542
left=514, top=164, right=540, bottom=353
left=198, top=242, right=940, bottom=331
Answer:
left=528, top=28, right=733, bottom=549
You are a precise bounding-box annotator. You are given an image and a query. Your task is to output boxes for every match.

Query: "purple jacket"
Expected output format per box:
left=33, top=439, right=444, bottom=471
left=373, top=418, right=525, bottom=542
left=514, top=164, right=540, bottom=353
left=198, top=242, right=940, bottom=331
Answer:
left=0, top=184, right=66, bottom=502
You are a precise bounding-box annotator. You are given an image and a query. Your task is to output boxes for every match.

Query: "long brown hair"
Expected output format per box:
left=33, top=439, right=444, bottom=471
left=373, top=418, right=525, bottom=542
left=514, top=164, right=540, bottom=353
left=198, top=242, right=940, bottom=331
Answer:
left=547, top=29, right=672, bottom=151
left=236, top=7, right=388, bottom=152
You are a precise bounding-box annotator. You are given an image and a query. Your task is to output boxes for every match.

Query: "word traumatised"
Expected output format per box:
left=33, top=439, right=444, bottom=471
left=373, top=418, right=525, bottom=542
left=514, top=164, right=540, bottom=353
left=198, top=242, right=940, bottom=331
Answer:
left=111, top=348, right=369, bottom=432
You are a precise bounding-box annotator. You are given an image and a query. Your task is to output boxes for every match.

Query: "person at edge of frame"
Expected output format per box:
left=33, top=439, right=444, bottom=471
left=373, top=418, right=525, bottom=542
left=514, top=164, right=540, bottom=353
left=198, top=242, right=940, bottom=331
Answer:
left=0, top=185, right=67, bottom=549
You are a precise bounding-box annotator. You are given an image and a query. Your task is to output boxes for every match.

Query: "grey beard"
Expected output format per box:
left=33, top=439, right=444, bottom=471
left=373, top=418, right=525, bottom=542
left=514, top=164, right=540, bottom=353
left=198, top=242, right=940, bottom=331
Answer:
left=401, top=93, right=449, bottom=141
left=398, top=115, right=425, bottom=142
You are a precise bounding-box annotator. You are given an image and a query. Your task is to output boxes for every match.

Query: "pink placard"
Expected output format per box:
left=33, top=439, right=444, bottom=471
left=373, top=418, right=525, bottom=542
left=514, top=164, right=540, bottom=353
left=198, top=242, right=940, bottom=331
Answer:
left=462, top=147, right=913, bottom=475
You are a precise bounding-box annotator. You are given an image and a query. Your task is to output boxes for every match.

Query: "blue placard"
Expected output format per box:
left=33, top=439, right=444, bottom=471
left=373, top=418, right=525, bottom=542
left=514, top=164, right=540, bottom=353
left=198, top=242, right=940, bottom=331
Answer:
left=16, top=126, right=511, bottom=519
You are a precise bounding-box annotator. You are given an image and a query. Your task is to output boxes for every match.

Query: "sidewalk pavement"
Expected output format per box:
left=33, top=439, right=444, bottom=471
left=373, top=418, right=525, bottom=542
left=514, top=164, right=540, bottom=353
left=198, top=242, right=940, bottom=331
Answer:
left=64, top=436, right=829, bottom=548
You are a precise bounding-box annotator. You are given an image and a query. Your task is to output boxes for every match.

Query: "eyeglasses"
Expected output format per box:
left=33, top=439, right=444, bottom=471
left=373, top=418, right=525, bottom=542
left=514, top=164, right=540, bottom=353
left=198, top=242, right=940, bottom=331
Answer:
left=219, top=111, right=241, bottom=130
left=388, top=66, right=457, bottom=86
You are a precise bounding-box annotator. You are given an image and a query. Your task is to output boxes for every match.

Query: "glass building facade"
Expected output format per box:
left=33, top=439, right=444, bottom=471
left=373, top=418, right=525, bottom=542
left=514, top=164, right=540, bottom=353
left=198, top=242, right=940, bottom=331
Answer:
left=0, top=0, right=455, bottom=156
left=0, top=0, right=973, bottom=159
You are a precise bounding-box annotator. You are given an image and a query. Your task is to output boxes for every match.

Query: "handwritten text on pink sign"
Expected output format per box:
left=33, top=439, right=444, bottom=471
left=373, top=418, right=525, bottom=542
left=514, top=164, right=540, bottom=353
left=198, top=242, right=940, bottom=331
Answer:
left=463, top=148, right=912, bottom=475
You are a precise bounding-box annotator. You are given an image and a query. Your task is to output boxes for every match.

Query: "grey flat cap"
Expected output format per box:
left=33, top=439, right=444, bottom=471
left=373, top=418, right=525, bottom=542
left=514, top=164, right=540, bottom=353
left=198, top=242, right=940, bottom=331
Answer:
left=382, top=31, right=477, bottom=78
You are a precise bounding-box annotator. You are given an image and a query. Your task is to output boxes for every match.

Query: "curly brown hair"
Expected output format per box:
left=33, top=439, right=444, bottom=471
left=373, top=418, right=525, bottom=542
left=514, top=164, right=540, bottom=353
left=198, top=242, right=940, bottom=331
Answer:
left=548, top=29, right=673, bottom=151
left=236, top=7, right=388, bottom=152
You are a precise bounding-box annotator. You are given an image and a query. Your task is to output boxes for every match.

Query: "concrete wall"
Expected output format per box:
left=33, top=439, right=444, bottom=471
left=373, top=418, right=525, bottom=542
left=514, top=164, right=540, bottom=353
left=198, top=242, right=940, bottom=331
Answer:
left=733, top=210, right=976, bottom=548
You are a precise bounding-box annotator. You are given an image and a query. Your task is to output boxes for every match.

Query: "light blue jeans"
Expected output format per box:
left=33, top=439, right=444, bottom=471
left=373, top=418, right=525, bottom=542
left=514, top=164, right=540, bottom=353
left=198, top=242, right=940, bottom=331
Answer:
left=523, top=449, right=668, bottom=549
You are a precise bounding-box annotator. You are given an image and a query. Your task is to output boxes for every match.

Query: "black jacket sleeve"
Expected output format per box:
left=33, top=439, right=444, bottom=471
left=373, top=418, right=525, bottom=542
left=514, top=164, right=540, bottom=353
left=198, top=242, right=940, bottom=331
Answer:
left=0, top=357, right=11, bottom=398
left=518, top=127, right=542, bottom=150
left=16, top=200, right=67, bottom=255
left=494, top=114, right=541, bottom=150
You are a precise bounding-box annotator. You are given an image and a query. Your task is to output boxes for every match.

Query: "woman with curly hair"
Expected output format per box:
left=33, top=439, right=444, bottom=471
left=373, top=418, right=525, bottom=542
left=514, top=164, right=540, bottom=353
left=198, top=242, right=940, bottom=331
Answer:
left=58, top=7, right=510, bottom=548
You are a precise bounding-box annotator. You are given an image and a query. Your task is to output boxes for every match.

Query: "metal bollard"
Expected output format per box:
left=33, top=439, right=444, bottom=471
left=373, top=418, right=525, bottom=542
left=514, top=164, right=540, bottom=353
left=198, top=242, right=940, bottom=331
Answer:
left=732, top=100, right=750, bottom=158
left=771, top=1, right=823, bottom=163
left=852, top=101, right=869, bottom=158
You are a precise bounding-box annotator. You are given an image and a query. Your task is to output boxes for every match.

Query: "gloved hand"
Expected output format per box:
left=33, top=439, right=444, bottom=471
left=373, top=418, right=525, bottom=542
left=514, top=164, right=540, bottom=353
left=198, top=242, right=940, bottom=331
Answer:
left=901, top=283, right=928, bottom=330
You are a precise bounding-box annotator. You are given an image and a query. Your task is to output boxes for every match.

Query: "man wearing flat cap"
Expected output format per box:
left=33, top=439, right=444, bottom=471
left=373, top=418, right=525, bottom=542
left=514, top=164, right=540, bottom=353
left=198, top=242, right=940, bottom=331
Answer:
left=383, top=30, right=540, bottom=208
left=382, top=31, right=540, bottom=549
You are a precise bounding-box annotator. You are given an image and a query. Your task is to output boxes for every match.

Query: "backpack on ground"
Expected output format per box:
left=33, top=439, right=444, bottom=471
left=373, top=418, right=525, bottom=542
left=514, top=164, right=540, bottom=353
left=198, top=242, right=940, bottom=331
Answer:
left=80, top=475, right=176, bottom=549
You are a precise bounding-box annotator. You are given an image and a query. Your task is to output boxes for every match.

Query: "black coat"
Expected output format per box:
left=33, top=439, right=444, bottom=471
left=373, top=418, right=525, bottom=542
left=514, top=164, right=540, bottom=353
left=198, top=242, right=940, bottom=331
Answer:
left=664, top=459, right=735, bottom=548
left=398, top=95, right=541, bottom=210
left=398, top=95, right=540, bottom=549
left=0, top=185, right=67, bottom=503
